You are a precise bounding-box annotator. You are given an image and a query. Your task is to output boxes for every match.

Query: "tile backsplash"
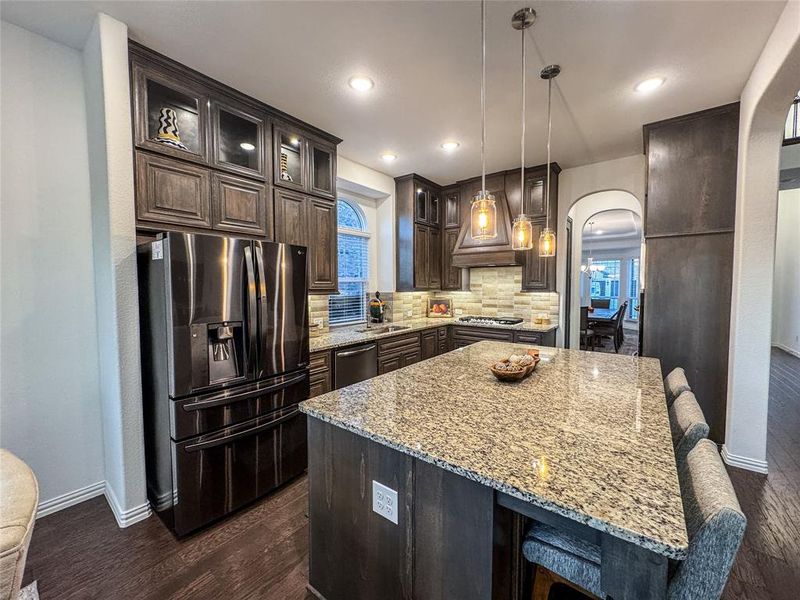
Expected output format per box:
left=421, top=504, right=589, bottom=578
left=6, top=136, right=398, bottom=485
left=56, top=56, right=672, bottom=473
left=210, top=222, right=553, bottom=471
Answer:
left=308, top=267, right=559, bottom=331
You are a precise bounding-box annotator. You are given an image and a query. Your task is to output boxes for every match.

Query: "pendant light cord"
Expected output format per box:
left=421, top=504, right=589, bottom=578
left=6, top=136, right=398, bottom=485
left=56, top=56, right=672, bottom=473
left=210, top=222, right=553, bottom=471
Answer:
left=481, top=0, right=486, bottom=194
left=545, top=76, right=553, bottom=230
left=520, top=24, right=526, bottom=216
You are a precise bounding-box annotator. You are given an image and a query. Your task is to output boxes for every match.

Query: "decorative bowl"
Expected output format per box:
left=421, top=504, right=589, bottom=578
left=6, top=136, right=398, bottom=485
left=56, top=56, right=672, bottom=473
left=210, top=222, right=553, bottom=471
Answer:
left=489, top=353, right=540, bottom=382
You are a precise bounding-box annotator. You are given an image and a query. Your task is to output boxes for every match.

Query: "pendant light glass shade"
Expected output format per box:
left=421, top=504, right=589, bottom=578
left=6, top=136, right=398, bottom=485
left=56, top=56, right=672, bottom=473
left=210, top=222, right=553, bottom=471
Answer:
left=511, top=215, right=534, bottom=250
left=539, top=227, right=556, bottom=256
left=539, top=64, right=560, bottom=258
left=469, top=0, right=498, bottom=242
left=471, top=191, right=497, bottom=240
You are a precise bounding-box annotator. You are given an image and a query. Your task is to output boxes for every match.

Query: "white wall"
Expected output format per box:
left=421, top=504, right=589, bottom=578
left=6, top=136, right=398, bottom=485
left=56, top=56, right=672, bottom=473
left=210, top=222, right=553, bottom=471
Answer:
left=724, top=0, right=800, bottom=474
left=556, top=155, right=645, bottom=346
left=82, top=13, right=149, bottom=525
left=337, top=156, right=396, bottom=292
left=0, top=21, right=105, bottom=510
left=771, top=188, right=800, bottom=357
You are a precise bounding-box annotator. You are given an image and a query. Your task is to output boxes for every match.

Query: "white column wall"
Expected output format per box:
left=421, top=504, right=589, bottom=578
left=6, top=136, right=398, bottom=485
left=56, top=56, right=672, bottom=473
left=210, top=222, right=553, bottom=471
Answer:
left=724, top=0, right=800, bottom=474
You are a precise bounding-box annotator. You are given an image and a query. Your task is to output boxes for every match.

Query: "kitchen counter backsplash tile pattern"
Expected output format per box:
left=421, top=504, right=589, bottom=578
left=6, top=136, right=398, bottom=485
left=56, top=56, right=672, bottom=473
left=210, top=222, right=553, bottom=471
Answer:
left=308, top=267, right=559, bottom=331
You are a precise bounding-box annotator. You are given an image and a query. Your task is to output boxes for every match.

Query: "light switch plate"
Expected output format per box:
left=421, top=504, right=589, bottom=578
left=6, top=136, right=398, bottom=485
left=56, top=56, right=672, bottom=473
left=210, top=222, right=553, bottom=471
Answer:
left=405, top=310, right=413, bottom=318
left=372, top=480, right=398, bottom=524
left=313, top=318, right=324, bottom=328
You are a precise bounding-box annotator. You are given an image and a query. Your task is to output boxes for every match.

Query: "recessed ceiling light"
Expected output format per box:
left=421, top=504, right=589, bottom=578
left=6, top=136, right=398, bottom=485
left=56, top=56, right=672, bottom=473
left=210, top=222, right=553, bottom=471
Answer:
left=595, top=229, right=603, bottom=234
left=240, top=142, right=255, bottom=151
left=635, top=77, right=665, bottom=93
left=441, top=141, right=460, bottom=151
left=349, top=76, right=374, bottom=92
left=381, top=152, right=397, bottom=162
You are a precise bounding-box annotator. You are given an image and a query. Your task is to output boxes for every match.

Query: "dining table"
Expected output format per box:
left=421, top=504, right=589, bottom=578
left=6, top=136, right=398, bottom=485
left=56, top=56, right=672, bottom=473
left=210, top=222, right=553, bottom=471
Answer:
left=588, top=307, right=618, bottom=323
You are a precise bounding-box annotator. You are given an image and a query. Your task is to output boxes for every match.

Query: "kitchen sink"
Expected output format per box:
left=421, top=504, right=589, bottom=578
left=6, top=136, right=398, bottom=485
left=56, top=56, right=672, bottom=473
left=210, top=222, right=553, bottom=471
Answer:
left=357, top=325, right=411, bottom=334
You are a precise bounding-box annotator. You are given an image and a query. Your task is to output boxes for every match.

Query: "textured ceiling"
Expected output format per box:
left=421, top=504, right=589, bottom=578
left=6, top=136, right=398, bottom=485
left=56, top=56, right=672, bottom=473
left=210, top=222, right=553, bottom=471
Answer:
left=1, top=0, right=785, bottom=184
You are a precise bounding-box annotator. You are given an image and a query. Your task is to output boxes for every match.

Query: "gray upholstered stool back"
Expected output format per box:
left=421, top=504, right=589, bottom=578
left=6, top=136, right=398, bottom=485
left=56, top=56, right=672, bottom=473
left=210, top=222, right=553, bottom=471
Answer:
left=664, top=367, right=691, bottom=407
left=669, top=391, right=709, bottom=467
left=668, top=439, right=746, bottom=600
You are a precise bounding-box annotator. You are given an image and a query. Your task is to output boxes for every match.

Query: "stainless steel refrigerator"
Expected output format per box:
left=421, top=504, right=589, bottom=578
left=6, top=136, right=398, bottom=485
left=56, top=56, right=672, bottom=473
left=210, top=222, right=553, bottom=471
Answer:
left=137, top=232, right=310, bottom=536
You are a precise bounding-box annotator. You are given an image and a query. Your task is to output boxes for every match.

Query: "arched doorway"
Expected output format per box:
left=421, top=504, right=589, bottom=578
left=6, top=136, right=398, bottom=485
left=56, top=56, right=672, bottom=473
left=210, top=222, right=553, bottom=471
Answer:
left=579, top=210, right=643, bottom=354
left=565, top=191, right=641, bottom=350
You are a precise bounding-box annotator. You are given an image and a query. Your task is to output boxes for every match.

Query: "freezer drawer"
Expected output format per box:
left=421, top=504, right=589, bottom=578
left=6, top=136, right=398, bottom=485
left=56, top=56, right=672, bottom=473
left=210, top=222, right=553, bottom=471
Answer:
left=171, top=370, right=309, bottom=439
left=172, top=406, right=307, bottom=536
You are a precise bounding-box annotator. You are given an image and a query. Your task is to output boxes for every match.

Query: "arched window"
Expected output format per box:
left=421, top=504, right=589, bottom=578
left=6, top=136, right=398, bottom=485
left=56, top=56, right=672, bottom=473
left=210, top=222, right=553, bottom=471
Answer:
left=329, top=198, right=370, bottom=325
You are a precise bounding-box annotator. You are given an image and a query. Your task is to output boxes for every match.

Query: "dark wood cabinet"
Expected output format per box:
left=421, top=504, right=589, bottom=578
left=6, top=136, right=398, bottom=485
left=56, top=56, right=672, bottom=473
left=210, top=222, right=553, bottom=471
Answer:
left=308, top=139, right=336, bottom=200
left=211, top=99, right=267, bottom=180
left=396, top=174, right=445, bottom=291
left=130, top=43, right=340, bottom=242
left=642, top=103, right=739, bottom=442
left=274, top=189, right=338, bottom=294
left=513, top=329, right=556, bottom=347
left=451, top=325, right=556, bottom=349
left=377, top=332, right=422, bottom=375
left=212, top=173, right=271, bottom=237
left=309, top=350, right=332, bottom=398
left=135, top=152, right=211, bottom=229
left=274, top=188, right=307, bottom=246
left=131, top=61, right=210, bottom=166
left=421, top=329, right=438, bottom=360
left=521, top=220, right=556, bottom=292
left=429, top=228, right=441, bottom=290
left=444, top=186, right=460, bottom=228
left=273, top=122, right=337, bottom=200
left=442, top=228, right=462, bottom=291
left=308, top=198, right=338, bottom=293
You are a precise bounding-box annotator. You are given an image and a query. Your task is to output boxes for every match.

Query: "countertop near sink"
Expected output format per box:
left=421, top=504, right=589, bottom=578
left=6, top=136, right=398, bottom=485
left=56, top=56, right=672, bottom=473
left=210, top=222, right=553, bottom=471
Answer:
left=309, top=317, right=558, bottom=352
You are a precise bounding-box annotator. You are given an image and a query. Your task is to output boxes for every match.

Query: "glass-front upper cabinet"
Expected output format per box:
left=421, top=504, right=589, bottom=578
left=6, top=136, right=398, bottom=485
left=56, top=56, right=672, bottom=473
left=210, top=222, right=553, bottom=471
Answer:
left=429, top=190, right=441, bottom=227
left=308, top=139, right=336, bottom=199
left=133, top=63, right=210, bottom=164
left=415, top=186, right=429, bottom=223
left=273, top=123, right=306, bottom=192
left=212, top=100, right=266, bottom=179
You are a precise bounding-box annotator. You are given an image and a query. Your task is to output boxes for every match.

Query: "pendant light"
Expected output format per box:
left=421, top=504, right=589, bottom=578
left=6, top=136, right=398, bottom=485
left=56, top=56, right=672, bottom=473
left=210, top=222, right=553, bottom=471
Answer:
left=538, top=65, right=560, bottom=257
left=580, top=221, right=606, bottom=273
left=511, top=8, right=536, bottom=251
left=470, top=0, right=498, bottom=241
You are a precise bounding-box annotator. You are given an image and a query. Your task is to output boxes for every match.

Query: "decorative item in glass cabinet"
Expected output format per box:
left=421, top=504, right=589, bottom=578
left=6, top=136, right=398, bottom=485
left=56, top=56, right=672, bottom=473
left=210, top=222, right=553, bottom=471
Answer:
left=510, top=7, right=536, bottom=251
left=470, top=0, right=497, bottom=241
left=280, top=152, right=293, bottom=182
left=153, top=107, right=188, bottom=150
left=538, top=64, right=560, bottom=258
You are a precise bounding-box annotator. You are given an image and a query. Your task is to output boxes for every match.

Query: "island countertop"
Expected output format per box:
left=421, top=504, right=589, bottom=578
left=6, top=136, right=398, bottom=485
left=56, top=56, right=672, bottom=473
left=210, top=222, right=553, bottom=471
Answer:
left=300, top=340, right=688, bottom=559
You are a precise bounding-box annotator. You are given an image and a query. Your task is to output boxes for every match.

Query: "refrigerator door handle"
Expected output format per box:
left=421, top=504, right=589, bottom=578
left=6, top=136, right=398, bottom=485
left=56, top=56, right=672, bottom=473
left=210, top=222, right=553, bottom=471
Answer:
left=181, top=372, right=308, bottom=412
left=184, top=408, right=300, bottom=453
left=255, top=243, right=268, bottom=299
left=244, top=245, right=258, bottom=375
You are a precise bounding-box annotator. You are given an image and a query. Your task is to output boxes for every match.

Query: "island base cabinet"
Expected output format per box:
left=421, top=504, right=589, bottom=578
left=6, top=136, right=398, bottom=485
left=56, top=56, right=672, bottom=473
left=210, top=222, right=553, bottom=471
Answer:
left=307, top=417, right=521, bottom=600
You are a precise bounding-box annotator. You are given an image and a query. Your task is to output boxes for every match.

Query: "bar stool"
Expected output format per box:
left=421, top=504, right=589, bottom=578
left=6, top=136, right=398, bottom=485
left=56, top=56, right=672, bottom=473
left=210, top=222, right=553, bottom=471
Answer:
left=523, top=439, right=746, bottom=600
left=664, top=367, right=691, bottom=407
left=669, top=390, right=709, bottom=468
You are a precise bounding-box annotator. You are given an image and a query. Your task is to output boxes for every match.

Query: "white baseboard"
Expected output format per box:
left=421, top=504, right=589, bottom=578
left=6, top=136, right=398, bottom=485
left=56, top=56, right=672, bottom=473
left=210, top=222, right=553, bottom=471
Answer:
left=721, top=445, right=769, bottom=474
left=37, top=481, right=106, bottom=518
left=772, top=343, right=800, bottom=359
left=104, top=482, right=151, bottom=528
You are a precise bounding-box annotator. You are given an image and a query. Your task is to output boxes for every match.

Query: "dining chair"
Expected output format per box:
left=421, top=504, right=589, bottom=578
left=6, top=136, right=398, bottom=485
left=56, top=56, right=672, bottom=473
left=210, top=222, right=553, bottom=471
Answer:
left=664, top=367, right=691, bottom=407
left=580, top=307, right=595, bottom=351
left=590, top=298, right=610, bottom=309
left=592, top=302, right=627, bottom=352
left=522, top=439, right=746, bottom=600
left=669, top=391, right=709, bottom=468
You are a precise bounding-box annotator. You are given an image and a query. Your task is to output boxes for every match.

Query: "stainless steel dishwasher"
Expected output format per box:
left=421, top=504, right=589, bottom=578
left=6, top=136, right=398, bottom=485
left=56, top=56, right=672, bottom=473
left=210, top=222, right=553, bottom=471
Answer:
left=334, top=343, right=378, bottom=389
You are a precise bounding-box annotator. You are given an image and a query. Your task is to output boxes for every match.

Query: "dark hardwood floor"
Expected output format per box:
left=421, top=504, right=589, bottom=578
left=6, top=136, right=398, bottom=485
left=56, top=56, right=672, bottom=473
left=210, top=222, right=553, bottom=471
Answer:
left=22, top=348, right=799, bottom=600
left=722, top=348, right=800, bottom=600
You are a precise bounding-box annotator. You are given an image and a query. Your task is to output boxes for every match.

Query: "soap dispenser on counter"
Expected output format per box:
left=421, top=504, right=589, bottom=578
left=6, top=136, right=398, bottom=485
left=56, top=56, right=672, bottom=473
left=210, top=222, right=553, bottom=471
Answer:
left=368, top=291, right=386, bottom=324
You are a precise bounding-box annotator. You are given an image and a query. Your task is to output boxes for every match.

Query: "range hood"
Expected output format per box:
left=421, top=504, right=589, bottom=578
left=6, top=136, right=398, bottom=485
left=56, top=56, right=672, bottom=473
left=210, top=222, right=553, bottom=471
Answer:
left=451, top=172, right=522, bottom=268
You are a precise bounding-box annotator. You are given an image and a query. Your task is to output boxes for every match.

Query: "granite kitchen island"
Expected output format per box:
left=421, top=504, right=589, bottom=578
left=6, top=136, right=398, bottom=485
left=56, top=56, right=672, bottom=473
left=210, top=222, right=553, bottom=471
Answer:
left=300, top=341, right=688, bottom=600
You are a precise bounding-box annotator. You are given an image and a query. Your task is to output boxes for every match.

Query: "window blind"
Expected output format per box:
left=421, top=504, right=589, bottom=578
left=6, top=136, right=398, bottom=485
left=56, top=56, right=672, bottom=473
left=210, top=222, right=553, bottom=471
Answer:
left=329, top=232, right=369, bottom=325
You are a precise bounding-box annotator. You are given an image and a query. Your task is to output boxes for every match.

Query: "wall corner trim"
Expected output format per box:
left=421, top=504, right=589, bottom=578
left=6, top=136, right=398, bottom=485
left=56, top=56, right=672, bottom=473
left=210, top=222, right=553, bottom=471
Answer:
left=772, top=343, right=800, bottom=359
left=104, top=482, right=152, bottom=528
left=721, top=444, right=769, bottom=474
left=37, top=481, right=106, bottom=519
